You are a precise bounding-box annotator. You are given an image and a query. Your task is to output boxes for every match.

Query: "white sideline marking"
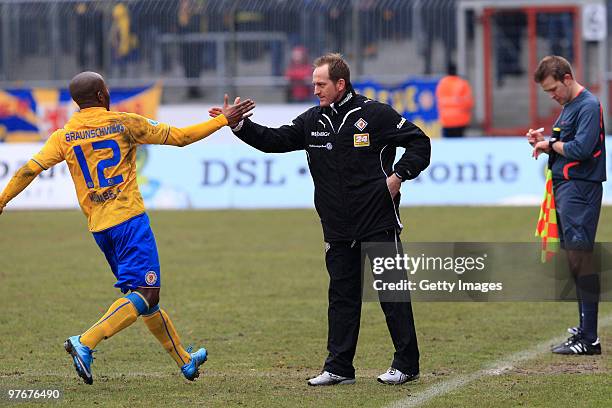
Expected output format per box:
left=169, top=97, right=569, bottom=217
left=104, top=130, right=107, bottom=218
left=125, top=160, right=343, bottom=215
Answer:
left=385, top=314, right=612, bottom=408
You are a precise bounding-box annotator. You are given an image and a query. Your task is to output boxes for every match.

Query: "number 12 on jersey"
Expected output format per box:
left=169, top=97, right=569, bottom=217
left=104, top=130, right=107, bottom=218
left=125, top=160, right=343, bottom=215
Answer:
left=73, top=140, right=124, bottom=189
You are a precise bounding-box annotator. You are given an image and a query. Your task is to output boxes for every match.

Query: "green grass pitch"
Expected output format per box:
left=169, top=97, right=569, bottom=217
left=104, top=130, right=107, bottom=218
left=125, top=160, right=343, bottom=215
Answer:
left=0, top=207, right=610, bottom=407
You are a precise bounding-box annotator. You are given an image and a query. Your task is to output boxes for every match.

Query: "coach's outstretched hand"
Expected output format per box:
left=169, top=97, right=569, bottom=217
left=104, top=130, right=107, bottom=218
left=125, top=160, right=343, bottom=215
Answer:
left=219, top=94, right=255, bottom=128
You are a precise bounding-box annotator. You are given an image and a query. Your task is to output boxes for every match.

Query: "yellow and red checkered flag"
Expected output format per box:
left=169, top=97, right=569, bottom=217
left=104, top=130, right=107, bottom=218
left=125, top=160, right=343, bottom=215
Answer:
left=535, top=168, right=560, bottom=262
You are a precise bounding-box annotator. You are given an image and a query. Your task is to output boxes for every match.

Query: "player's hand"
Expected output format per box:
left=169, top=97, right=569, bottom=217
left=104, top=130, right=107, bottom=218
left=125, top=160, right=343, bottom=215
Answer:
left=220, top=94, right=256, bottom=128
left=208, top=97, right=242, bottom=118
left=526, top=128, right=544, bottom=147
left=532, top=140, right=550, bottom=159
left=386, top=173, right=402, bottom=198
left=208, top=107, right=222, bottom=118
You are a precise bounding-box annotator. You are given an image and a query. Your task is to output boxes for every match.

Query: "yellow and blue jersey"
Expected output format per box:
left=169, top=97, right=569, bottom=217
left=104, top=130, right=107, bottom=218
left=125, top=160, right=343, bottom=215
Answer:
left=31, top=107, right=226, bottom=232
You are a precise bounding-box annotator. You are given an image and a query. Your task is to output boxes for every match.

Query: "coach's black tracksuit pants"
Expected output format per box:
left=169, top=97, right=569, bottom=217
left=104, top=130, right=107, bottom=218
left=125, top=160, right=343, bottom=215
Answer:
left=322, top=229, right=420, bottom=378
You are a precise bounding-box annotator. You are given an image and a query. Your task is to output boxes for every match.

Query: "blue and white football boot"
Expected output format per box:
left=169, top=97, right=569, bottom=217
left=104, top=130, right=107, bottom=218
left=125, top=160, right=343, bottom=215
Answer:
left=181, top=346, right=208, bottom=381
left=64, top=336, right=94, bottom=385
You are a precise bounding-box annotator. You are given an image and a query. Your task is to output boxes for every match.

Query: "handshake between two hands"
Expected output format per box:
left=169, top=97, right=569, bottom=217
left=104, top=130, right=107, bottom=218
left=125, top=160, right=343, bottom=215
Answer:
left=210, top=94, right=255, bottom=128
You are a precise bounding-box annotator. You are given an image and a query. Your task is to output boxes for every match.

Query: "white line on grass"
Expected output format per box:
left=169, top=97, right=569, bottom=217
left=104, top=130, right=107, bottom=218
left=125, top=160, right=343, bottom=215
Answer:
left=385, top=314, right=612, bottom=408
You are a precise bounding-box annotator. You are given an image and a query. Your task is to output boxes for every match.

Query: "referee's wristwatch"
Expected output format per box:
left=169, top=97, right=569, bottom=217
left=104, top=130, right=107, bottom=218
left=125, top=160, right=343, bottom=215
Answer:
left=549, top=137, right=559, bottom=150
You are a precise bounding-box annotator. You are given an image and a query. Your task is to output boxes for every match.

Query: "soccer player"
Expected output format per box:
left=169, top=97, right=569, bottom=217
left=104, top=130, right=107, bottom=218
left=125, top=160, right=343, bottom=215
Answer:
left=530, top=56, right=605, bottom=355
left=0, top=72, right=255, bottom=384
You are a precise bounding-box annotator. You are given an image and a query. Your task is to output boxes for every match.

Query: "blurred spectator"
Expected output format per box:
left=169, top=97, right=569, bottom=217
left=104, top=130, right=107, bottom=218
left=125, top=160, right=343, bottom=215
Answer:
left=495, top=12, right=526, bottom=86
left=236, top=7, right=265, bottom=61
left=75, top=2, right=104, bottom=71
left=538, top=12, right=574, bottom=63
left=131, top=0, right=167, bottom=73
left=435, top=62, right=474, bottom=138
left=285, top=46, right=311, bottom=103
left=178, top=0, right=204, bottom=99
left=110, top=3, right=139, bottom=77
left=326, top=0, right=349, bottom=53
left=299, top=0, right=326, bottom=59
left=359, top=0, right=380, bottom=58
left=420, top=3, right=438, bottom=75
left=420, top=1, right=456, bottom=75
left=265, top=5, right=288, bottom=77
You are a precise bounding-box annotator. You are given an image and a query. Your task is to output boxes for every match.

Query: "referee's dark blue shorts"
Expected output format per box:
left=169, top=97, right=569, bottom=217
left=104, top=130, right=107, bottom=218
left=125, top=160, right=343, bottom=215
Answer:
left=553, top=180, right=603, bottom=251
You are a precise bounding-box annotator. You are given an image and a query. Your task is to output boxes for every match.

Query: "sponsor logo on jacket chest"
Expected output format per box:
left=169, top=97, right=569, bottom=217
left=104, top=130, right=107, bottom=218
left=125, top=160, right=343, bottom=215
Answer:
left=354, top=133, right=370, bottom=147
left=354, top=118, right=368, bottom=131
left=309, top=142, right=333, bottom=150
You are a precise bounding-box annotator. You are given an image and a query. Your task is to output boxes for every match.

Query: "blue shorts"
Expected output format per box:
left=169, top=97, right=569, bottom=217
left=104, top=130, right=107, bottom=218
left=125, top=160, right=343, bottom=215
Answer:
left=553, top=180, right=602, bottom=251
left=93, top=213, right=161, bottom=293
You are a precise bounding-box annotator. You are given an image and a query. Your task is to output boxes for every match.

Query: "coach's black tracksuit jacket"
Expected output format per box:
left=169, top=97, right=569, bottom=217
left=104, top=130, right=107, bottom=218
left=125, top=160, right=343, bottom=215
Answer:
left=233, top=87, right=431, bottom=241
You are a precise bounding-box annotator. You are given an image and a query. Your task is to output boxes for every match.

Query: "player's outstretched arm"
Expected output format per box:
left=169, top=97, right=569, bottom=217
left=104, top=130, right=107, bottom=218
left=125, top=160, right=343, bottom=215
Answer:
left=163, top=96, right=255, bottom=147
left=0, top=161, right=43, bottom=215
left=209, top=95, right=306, bottom=153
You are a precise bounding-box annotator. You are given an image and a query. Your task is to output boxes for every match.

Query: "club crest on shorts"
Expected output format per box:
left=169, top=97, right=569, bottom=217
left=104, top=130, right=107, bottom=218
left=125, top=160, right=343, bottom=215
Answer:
left=145, top=271, right=158, bottom=285
left=354, top=118, right=368, bottom=131
left=354, top=133, right=370, bottom=147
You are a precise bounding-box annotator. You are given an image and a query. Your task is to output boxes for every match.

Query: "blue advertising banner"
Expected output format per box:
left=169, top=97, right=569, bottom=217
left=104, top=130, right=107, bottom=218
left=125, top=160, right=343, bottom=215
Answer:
left=354, top=78, right=440, bottom=138
left=410, top=139, right=547, bottom=205
left=136, top=138, right=609, bottom=209
left=1, top=137, right=610, bottom=210
left=136, top=143, right=315, bottom=209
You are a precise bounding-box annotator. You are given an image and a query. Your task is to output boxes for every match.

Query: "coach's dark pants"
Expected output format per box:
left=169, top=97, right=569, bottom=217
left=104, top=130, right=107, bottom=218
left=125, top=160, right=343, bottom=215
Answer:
left=323, top=229, right=420, bottom=378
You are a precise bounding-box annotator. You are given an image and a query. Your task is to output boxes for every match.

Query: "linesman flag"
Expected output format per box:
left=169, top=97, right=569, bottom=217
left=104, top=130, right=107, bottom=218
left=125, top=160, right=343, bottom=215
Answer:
left=535, top=168, right=560, bottom=262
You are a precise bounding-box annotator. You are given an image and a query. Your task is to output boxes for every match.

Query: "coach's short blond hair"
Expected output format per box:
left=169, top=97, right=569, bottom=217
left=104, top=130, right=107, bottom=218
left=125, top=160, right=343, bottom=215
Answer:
left=313, top=53, right=351, bottom=84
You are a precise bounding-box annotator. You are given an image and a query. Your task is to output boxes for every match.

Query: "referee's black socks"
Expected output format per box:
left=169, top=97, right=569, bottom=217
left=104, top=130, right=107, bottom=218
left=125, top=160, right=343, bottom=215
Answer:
left=576, top=274, right=600, bottom=343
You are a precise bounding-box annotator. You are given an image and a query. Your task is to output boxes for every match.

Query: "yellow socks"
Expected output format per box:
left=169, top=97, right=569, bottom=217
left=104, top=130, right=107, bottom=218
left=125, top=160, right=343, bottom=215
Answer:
left=79, top=295, right=143, bottom=349
left=77, top=293, right=191, bottom=368
left=142, top=307, right=191, bottom=367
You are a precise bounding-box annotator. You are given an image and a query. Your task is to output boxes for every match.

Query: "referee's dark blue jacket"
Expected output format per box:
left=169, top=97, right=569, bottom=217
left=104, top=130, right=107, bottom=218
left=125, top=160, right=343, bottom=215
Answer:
left=550, top=88, right=606, bottom=183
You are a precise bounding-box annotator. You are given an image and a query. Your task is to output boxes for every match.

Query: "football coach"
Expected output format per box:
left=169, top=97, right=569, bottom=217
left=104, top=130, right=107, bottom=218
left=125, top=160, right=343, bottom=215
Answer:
left=210, top=53, right=431, bottom=386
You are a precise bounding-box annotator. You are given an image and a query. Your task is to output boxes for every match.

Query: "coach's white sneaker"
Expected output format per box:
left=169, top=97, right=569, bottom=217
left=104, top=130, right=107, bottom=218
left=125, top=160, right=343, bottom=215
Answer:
left=307, top=371, right=356, bottom=386
left=377, top=368, right=419, bottom=385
